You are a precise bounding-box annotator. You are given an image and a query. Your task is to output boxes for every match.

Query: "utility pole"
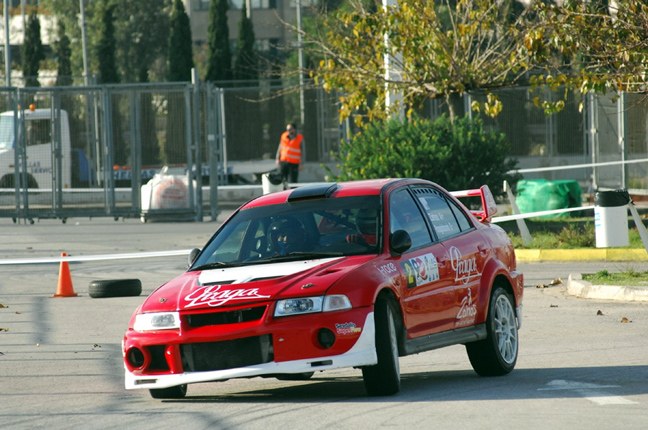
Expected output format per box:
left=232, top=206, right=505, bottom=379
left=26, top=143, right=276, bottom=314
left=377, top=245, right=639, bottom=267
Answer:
left=4, top=0, right=11, bottom=86
left=80, top=0, right=90, bottom=85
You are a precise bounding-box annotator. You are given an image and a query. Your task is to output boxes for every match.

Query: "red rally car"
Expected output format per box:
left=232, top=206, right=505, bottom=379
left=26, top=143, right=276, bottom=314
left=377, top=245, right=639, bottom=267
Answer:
left=123, top=178, right=523, bottom=399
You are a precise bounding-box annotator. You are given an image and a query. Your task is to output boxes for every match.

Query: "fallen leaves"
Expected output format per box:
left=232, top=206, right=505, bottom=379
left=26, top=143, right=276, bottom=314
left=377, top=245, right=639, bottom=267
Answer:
left=596, top=310, right=633, bottom=323
left=536, top=278, right=563, bottom=288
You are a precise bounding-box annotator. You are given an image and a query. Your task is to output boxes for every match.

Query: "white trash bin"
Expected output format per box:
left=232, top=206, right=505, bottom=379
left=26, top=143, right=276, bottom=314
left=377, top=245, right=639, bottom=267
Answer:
left=262, top=171, right=285, bottom=194
left=594, top=190, right=630, bottom=248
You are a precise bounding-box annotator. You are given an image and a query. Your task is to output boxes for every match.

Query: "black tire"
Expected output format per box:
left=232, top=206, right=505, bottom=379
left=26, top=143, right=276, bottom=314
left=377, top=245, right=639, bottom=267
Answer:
left=88, top=279, right=142, bottom=298
left=0, top=174, right=38, bottom=189
left=275, top=372, right=314, bottom=381
left=466, top=287, right=518, bottom=376
left=149, top=384, right=187, bottom=399
left=362, top=296, right=401, bottom=396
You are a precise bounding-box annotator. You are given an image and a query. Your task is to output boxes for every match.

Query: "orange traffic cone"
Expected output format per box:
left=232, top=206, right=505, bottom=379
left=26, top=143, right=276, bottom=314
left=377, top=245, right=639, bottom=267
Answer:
left=53, top=252, right=78, bottom=298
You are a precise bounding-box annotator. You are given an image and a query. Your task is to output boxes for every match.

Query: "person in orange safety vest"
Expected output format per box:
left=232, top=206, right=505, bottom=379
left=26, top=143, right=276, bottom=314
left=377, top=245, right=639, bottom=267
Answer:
left=275, top=123, right=305, bottom=183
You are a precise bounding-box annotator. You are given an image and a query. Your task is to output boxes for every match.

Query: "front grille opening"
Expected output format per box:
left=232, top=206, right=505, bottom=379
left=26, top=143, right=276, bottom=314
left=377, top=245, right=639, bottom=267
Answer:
left=147, top=345, right=169, bottom=371
left=180, top=334, right=273, bottom=372
left=186, top=305, right=267, bottom=328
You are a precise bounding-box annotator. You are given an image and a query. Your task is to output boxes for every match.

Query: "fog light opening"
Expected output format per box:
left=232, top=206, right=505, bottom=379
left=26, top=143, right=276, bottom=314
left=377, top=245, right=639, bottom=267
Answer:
left=317, top=328, right=336, bottom=349
left=127, top=347, right=145, bottom=368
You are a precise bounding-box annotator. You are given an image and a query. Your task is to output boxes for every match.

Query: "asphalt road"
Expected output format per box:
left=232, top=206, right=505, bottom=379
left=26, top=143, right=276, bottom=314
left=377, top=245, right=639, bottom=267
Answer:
left=2, top=217, right=648, bottom=429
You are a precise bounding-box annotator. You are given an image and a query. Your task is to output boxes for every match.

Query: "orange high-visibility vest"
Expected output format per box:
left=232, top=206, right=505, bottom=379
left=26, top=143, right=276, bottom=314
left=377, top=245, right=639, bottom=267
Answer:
left=279, top=132, right=303, bottom=164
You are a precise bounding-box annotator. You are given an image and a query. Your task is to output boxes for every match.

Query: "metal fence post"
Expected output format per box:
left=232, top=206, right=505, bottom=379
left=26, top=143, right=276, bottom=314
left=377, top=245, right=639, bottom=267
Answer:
left=192, top=69, right=203, bottom=221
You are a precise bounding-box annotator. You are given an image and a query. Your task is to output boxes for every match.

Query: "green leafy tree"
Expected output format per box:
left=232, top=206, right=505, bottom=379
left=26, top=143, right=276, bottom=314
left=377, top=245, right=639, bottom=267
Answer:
left=530, top=1, right=648, bottom=112
left=205, top=0, right=233, bottom=83
left=113, top=0, right=171, bottom=83
left=22, top=10, right=44, bottom=87
left=168, top=0, right=194, bottom=82
left=329, top=115, right=519, bottom=196
left=95, top=0, right=119, bottom=84
left=166, top=0, right=195, bottom=165
left=311, top=0, right=548, bottom=124
left=234, top=4, right=258, bottom=84
left=54, top=21, right=73, bottom=87
left=43, top=0, right=171, bottom=83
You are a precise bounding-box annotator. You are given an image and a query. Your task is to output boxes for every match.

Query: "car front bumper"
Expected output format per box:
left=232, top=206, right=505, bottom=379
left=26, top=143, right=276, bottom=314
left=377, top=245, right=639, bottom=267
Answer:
left=124, top=312, right=377, bottom=390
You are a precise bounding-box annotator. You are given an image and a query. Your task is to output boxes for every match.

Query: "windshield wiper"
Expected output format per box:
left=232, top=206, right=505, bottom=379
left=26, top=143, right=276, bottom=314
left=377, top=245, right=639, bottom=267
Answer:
left=190, top=261, right=245, bottom=271
left=262, top=252, right=345, bottom=262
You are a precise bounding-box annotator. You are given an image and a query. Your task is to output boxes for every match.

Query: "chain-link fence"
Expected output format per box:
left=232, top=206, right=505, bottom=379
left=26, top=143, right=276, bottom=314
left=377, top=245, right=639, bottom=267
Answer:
left=1, top=82, right=647, bottom=223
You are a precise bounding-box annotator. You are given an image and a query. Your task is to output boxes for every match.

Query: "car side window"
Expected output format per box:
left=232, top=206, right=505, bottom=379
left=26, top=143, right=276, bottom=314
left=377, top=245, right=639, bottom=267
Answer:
left=389, top=189, right=432, bottom=249
left=414, top=187, right=472, bottom=241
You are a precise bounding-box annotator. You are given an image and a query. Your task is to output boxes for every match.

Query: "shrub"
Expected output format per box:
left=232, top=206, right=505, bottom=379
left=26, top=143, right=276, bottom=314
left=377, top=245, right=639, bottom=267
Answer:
left=328, top=114, right=520, bottom=195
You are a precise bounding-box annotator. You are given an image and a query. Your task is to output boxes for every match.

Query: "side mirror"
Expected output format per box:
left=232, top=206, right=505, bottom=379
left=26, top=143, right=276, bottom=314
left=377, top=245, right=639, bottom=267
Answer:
left=390, top=230, right=411, bottom=255
left=188, top=248, right=201, bottom=267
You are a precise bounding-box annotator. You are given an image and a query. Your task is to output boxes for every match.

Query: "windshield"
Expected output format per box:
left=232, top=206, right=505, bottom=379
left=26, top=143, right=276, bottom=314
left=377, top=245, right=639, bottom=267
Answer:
left=192, top=195, right=381, bottom=269
left=0, top=115, right=15, bottom=151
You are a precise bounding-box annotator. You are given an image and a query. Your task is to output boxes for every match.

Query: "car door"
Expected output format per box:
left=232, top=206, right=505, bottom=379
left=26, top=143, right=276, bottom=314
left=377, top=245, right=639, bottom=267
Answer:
left=387, top=187, right=456, bottom=338
left=411, top=186, right=490, bottom=329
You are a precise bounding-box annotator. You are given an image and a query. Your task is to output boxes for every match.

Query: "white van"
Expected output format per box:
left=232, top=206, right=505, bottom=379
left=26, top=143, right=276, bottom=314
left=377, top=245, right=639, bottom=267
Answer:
left=0, top=108, right=73, bottom=189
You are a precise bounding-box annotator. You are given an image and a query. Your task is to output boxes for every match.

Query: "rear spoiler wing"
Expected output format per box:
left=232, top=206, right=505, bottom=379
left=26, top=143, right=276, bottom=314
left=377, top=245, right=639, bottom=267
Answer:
left=450, top=185, right=498, bottom=223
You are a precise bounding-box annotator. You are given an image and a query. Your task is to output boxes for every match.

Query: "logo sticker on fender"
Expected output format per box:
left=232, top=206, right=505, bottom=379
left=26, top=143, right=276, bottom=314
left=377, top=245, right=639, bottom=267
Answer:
left=335, top=322, right=362, bottom=335
left=400, top=252, right=439, bottom=289
left=456, top=288, right=477, bottom=326
left=184, top=285, right=270, bottom=308
left=449, top=246, right=480, bottom=284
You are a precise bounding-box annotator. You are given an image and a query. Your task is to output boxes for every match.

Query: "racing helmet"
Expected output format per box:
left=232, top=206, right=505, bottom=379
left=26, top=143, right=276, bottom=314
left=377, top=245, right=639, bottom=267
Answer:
left=356, top=209, right=378, bottom=236
left=267, top=216, right=306, bottom=254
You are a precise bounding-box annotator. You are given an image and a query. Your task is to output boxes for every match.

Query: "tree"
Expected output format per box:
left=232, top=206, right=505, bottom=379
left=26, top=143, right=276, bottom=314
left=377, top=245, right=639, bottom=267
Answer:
left=168, top=0, right=194, bottom=82
left=311, top=0, right=548, bottom=124
left=165, top=0, right=194, bottom=165
left=113, top=0, right=171, bottom=83
left=205, top=0, right=233, bottom=83
left=234, top=4, right=258, bottom=84
left=43, top=0, right=171, bottom=84
left=54, top=21, right=73, bottom=87
left=22, top=10, right=44, bottom=88
left=95, top=0, right=119, bottom=84
left=530, top=1, right=648, bottom=112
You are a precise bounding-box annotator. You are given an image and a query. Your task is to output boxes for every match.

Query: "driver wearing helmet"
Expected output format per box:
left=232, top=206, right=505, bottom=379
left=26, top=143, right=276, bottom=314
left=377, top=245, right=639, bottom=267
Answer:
left=347, top=209, right=378, bottom=246
left=268, top=217, right=308, bottom=255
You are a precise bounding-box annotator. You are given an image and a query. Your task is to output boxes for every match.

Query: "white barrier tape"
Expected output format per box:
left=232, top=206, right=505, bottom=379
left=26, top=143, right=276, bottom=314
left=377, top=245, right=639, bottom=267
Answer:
left=492, top=205, right=595, bottom=223
left=0, top=249, right=193, bottom=266
left=510, top=157, right=648, bottom=174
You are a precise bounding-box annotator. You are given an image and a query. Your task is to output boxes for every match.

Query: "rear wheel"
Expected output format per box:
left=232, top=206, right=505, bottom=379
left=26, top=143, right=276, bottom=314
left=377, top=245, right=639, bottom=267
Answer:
left=149, top=384, right=187, bottom=399
left=362, top=296, right=401, bottom=396
left=0, top=174, right=38, bottom=189
left=466, top=287, right=518, bottom=376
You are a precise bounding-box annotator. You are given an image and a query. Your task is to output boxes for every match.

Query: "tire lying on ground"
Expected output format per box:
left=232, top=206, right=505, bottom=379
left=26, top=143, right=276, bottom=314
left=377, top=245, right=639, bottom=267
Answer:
left=88, top=279, right=142, bottom=298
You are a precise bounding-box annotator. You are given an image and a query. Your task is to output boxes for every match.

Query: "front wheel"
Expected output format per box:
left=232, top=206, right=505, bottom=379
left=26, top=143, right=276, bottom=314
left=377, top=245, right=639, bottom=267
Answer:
left=362, top=296, right=401, bottom=396
left=149, top=384, right=187, bottom=399
left=466, top=287, right=518, bottom=376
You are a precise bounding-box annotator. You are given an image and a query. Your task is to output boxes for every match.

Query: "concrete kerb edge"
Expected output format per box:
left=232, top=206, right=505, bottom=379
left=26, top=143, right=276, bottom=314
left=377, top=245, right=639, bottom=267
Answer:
left=515, top=249, right=648, bottom=262
left=567, top=273, right=648, bottom=302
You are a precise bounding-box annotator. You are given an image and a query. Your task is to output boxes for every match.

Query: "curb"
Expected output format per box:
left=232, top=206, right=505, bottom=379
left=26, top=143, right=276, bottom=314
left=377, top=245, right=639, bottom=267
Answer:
left=566, top=273, right=648, bottom=302
left=515, top=249, right=648, bottom=262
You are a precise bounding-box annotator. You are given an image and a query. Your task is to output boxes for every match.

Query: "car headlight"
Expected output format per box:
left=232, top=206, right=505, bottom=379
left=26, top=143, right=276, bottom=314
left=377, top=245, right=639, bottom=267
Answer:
left=133, top=312, right=181, bottom=331
left=274, top=295, right=351, bottom=317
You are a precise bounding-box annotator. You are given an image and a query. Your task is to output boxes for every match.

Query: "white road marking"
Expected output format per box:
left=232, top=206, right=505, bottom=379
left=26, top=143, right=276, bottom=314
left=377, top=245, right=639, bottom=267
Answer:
left=538, top=379, right=637, bottom=405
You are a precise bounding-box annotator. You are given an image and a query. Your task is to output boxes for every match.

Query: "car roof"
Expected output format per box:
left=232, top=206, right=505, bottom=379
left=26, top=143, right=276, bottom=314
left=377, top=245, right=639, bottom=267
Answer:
left=242, top=178, right=432, bottom=209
